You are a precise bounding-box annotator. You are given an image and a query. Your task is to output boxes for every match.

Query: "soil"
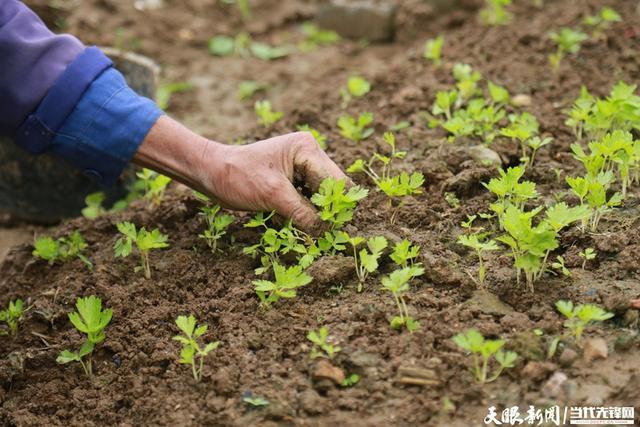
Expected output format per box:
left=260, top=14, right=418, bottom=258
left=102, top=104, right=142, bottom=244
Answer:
left=2, top=0, right=640, bottom=426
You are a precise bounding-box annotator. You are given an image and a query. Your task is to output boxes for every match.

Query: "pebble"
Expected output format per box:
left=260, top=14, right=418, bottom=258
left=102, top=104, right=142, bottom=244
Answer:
left=558, top=348, right=579, bottom=367
left=583, top=338, right=608, bottom=363
left=542, top=371, right=567, bottom=398
left=522, top=361, right=556, bottom=382
left=511, top=94, right=532, bottom=107
left=469, top=145, right=502, bottom=167
left=299, top=389, right=326, bottom=415
left=348, top=350, right=380, bottom=369
left=313, top=359, right=346, bottom=386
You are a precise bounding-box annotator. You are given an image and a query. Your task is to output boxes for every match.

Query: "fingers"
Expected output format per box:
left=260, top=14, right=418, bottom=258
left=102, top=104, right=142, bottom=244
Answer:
left=270, top=180, right=327, bottom=235
left=292, top=132, right=352, bottom=192
left=631, top=299, right=640, bottom=309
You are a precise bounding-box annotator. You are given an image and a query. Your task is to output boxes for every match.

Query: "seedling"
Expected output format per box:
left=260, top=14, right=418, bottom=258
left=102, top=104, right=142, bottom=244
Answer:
left=33, top=231, right=93, bottom=270
left=340, top=76, right=371, bottom=107
left=237, top=80, right=268, bottom=101
left=423, top=35, right=444, bottom=67
left=526, top=136, right=553, bottom=168
left=299, top=22, right=340, bottom=51
left=341, top=374, right=360, bottom=387
left=338, top=112, right=374, bottom=142
left=584, top=7, right=621, bottom=39
left=381, top=266, right=424, bottom=332
left=81, top=192, right=106, bottom=219
left=483, top=166, right=538, bottom=229
left=136, top=168, right=172, bottom=207
left=208, top=33, right=251, bottom=57
left=310, top=178, right=369, bottom=230
left=548, top=28, right=588, bottom=70
left=56, top=296, right=112, bottom=379
left=444, top=192, right=460, bottom=209
left=479, top=0, right=512, bottom=26
left=453, top=63, right=482, bottom=102
left=0, top=299, right=25, bottom=337
left=566, top=172, right=623, bottom=232
left=347, top=132, right=407, bottom=183
left=579, top=248, right=596, bottom=269
left=555, top=300, right=613, bottom=344
left=551, top=256, right=571, bottom=277
left=242, top=394, right=270, bottom=407
left=250, top=42, right=291, bottom=61
left=173, top=314, right=220, bottom=382
left=390, top=239, right=421, bottom=268
left=199, top=204, right=234, bottom=253
left=452, top=329, right=518, bottom=383
left=500, top=112, right=540, bottom=162
left=114, top=222, right=169, bottom=279
left=307, top=327, right=341, bottom=359
left=156, top=81, right=193, bottom=110
left=297, top=124, right=328, bottom=149
left=252, top=263, right=312, bottom=308
left=457, top=233, right=499, bottom=287
left=349, top=236, right=388, bottom=292
left=254, top=100, right=283, bottom=126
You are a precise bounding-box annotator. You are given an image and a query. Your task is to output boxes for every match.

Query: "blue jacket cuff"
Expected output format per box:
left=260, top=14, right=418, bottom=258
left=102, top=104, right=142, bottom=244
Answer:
left=50, top=67, right=163, bottom=186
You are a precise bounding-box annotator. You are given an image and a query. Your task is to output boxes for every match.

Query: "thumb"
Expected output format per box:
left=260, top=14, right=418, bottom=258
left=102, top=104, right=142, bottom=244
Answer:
left=271, top=180, right=326, bottom=235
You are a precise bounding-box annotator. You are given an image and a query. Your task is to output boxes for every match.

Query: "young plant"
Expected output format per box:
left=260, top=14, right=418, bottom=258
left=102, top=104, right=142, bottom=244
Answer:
left=81, top=192, right=107, bottom=219
left=347, top=132, right=407, bottom=183
left=0, top=299, right=25, bottom=337
left=457, top=233, right=499, bottom=287
left=252, top=263, right=312, bottom=308
left=338, top=112, right=374, bottom=142
left=114, top=222, right=169, bottom=279
left=173, top=314, right=220, bottom=382
left=56, top=296, right=112, bottom=379
left=299, top=22, right=340, bottom=51
left=526, top=136, right=553, bottom=168
left=548, top=28, right=588, bottom=70
left=483, top=166, right=538, bottom=228
left=500, top=112, right=540, bottom=162
left=584, top=7, right=621, bottom=40
left=136, top=168, right=172, bottom=207
left=348, top=236, right=388, bottom=292
left=156, top=81, right=193, bottom=110
left=32, top=231, right=93, bottom=270
left=307, top=327, right=341, bottom=359
left=555, top=300, right=613, bottom=345
left=254, top=100, right=283, bottom=126
left=297, top=124, right=328, bottom=150
left=390, top=239, right=421, bottom=268
left=423, top=35, right=444, bottom=67
left=479, top=0, right=512, bottom=26
left=310, top=178, right=369, bottom=230
left=551, top=256, right=571, bottom=277
left=237, top=80, right=268, bottom=101
left=579, top=248, right=596, bottom=270
left=452, top=329, right=518, bottom=383
left=340, top=76, right=371, bottom=107
left=198, top=204, right=234, bottom=253
left=380, top=266, right=424, bottom=332
left=566, top=172, right=623, bottom=232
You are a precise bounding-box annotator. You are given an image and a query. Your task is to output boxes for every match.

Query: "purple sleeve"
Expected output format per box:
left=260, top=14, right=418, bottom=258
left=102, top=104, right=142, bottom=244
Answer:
left=0, top=0, right=84, bottom=137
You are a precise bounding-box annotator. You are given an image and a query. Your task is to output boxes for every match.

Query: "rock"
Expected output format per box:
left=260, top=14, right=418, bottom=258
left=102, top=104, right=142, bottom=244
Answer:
left=306, top=255, right=354, bottom=286
left=542, top=371, right=567, bottom=398
left=466, top=290, right=515, bottom=316
left=558, top=348, right=579, bottom=367
left=522, top=361, right=556, bottom=382
left=442, top=167, right=494, bottom=197
left=511, top=94, right=532, bottom=107
left=348, top=350, right=380, bottom=369
left=313, top=360, right=345, bottom=386
left=583, top=338, right=608, bottom=363
left=316, top=0, right=396, bottom=42
left=468, top=146, right=502, bottom=167
left=298, top=389, right=326, bottom=415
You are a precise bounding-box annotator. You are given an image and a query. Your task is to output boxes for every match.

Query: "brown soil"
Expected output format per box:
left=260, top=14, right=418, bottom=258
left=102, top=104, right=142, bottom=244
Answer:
left=2, top=0, right=640, bottom=426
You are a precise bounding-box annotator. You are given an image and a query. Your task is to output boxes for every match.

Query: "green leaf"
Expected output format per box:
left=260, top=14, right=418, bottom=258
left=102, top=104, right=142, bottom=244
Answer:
left=56, top=350, right=80, bottom=364
left=176, top=314, right=197, bottom=337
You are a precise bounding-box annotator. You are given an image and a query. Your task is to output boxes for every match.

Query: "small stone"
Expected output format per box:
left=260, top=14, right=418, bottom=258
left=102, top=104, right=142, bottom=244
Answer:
left=313, top=360, right=345, bottom=386
left=542, top=371, right=567, bottom=398
left=316, top=0, right=396, bottom=42
left=468, top=145, right=502, bottom=167
left=558, top=348, right=579, bottom=367
left=466, top=290, right=515, bottom=316
left=511, top=94, right=532, bottom=107
left=348, top=350, right=380, bottom=369
left=583, top=338, right=608, bottom=363
left=522, top=361, right=556, bottom=382
left=298, top=389, right=326, bottom=415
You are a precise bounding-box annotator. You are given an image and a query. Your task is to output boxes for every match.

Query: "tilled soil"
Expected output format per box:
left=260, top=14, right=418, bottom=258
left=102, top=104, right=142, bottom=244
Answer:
left=2, top=0, right=640, bottom=425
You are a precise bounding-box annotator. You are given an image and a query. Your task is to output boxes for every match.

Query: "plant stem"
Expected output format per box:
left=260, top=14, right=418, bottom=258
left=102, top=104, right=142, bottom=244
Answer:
left=393, top=293, right=405, bottom=323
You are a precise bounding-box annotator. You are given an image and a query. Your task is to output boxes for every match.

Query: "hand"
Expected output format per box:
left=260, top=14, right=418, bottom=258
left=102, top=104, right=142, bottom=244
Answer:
left=133, top=116, right=349, bottom=233
left=631, top=299, right=640, bottom=309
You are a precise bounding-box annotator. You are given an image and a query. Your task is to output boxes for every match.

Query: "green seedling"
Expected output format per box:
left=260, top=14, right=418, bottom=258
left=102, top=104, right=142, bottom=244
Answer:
left=526, top=136, right=553, bottom=168
left=453, top=63, right=482, bottom=103
left=349, top=236, right=388, bottom=292
left=33, top=231, right=93, bottom=270
left=453, top=329, right=518, bottom=383
left=173, top=314, right=220, bottom=382
left=555, top=300, right=613, bottom=344
left=340, top=76, right=371, bottom=107
left=307, top=327, right=341, bottom=359
left=136, top=168, right=172, bottom=207
left=250, top=42, right=291, bottom=61
left=56, top=296, right=112, bottom=379
left=299, top=22, right=340, bottom=51
left=347, top=132, right=407, bottom=183
left=457, top=233, right=499, bottom=287
left=0, top=299, right=25, bottom=337
left=341, top=374, right=360, bottom=387
left=199, top=204, right=234, bottom=253
left=487, top=81, right=510, bottom=107
left=431, top=90, right=458, bottom=121
left=81, top=192, right=106, bottom=219
left=566, top=172, right=623, bottom=232
left=252, top=263, right=312, bottom=308
left=390, top=239, right=421, bottom=268
left=548, top=28, right=588, bottom=70
left=565, top=86, right=595, bottom=141
left=311, top=178, right=369, bottom=230
left=551, top=256, right=571, bottom=277
left=579, top=248, right=596, bottom=269
left=114, top=222, right=169, bottom=279
left=297, top=124, right=328, bottom=149
left=381, top=266, right=424, bottom=332
left=423, top=35, right=444, bottom=67
left=500, top=112, right=540, bottom=162
left=242, top=394, right=270, bottom=407
left=237, top=80, right=268, bottom=101
left=584, top=7, right=621, bottom=39
left=483, top=166, right=538, bottom=228
left=479, top=0, right=512, bottom=26
left=444, top=192, right=461, bottom=209
left=338, top=112, right=374, bottom=142
left=208, top=32, right=251, bottom=56
left=254, top=100, right=283, bottom=126
left=156, top=81, right=193, bottom=110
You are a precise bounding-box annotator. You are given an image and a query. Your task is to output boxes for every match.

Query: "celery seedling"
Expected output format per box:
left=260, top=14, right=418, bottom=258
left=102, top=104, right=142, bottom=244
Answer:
left=307, top=327, right=341, bottom=359
left=0, top=299, right=25, bottom=337
left=252, top=263, right=312, bottom=308
left=579, top=248, right=596, bottom=269
left=341, top=76, right=371, bottom=107
left=348, top=236, right=388, bottom=292
left=548, top=28, right=588, bottom=70
left=457, top=233, right=499, bottom=287
left=299, top=22, right=340, bottom=51
left=551, top=256, right=571, bottom=277
left=81, top=192, right=106, bottom=219
left=56, top=296, right=112, bottom=379
left=199, top=204, right=234, bottom=253
left=452, top=329, right=518, bottom=383
left=237, top=80, right=268, bottom=101
left=423, top=35, right=444, bottom=67
left=566, top=172, right=623, bottom=232
left=173, top=314, right=220, bottom=382
left=390, top=239, right=421, bottom=268
left=338, top=112, right=374, bottom=142
left=311, top=178, right=368, bottom=230
left=584, top=7, right=621, bottom=39
left=479, top=0, right=512, bottom=26
left=381, top=266, right=424, bottom=332
left=114, top=222, right=169, bottom=279
left=136, top=168, right=172, bottom=207
left=555, top=300, right=613, bottom=345
left=33, top=231, right=93, bottom=270
left=254, top=100, right=283, bottom=126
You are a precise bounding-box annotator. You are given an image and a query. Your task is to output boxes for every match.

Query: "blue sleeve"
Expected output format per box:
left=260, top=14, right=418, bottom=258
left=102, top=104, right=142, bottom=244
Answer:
left=48, top=67, right=164, bottom=186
